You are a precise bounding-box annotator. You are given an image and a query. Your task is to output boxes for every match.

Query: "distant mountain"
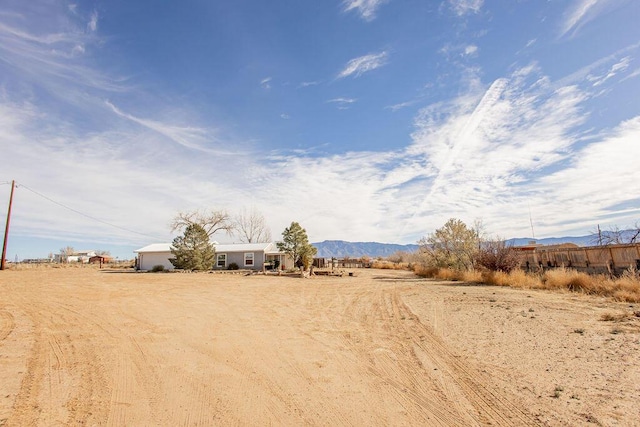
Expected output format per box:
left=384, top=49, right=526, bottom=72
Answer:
left=507, top=229, right=639, bottom=247
left=312, top=240, right=419, bottom=258
left=313, top=230, right=639, bottom=259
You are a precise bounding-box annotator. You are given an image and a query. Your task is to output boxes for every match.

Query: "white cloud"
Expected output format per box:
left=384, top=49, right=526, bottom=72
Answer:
left=298, top=81, right=320, bottom=88
left=560, top=0, right=599, bottom=37
left=464, top=45, right=478, bottom=56
left=337, top=51, right=388, bottom=79
left=280, top=113, right=290, bottom=119
left=554, top=42, right=640, bottom=88
left=327, top=97, right=357, bottom=109
left=0, top=20, right=126, bottom=100
left=401, top=64, right=600, bottom=237
left=105, top=101, right=236, bottom=155
left=386, top=100, right=418, bottom=112
left=87, top=10, right=98, bottom=32
left=260, top=77, right=272, bottom=89
left=342, top=0, right=388, bottom=21
left=449, top=0, right=484, bottom=16
left=588, top=56, right=631, bottom=86
left=559, top=0, right=627, bottom=38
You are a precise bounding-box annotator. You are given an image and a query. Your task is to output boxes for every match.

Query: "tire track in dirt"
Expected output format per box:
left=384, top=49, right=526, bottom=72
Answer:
left=299, top=281, right=479, bottom=425
left=0, top=310, right=14, bottom=341
left=387, top=288, right=541, bottom=426
left=6, top=299, right=111, bottom=426
left=332, top=284, right=469, bottom=425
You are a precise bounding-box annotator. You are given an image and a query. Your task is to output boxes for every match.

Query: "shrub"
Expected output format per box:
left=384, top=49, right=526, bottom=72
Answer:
left=228, top=262, right=239, bottom=270
left=151, top=264, right=165, bottom=272
left=475, top=240, right=521, bottom=273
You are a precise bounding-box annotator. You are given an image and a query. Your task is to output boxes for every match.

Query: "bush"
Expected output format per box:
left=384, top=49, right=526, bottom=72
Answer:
left=475, top=240, right=521, bottom=272
left=228, top=262, right=239, bottom=270
left=151, top=265, right=165, bottom=272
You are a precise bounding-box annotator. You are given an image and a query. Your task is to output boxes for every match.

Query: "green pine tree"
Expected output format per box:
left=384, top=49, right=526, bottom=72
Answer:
left=170, top=223, right=215, bottom=270
left=277, top=221, right=317, bottom=270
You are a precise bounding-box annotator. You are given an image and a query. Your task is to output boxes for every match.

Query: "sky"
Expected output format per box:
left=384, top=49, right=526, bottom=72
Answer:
left=1, top=0, right=639, bottom=260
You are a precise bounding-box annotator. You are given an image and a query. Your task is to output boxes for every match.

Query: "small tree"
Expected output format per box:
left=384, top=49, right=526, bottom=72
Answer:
left=277, top=222, right=317, bottom=271
left=418, top=218, right=480, bottom=271
left=170, top=223, right=215, bottom=271
left=299, top=243, right=317, bottom=271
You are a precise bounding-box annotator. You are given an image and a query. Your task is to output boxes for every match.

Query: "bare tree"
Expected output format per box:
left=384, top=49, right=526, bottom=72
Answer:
left=629, top=222, right=640, bottom=244
left=170, top=209, right=234, bottom=240
left=234, top=207, right=272, bottom=243
left=590, top=224, right=633, bottom=246
left=58, top=246, right=75, bottom=263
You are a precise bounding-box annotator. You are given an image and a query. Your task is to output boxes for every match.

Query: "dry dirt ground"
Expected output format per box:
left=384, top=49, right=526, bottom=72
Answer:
left=1, top=267, right=639, bottom=426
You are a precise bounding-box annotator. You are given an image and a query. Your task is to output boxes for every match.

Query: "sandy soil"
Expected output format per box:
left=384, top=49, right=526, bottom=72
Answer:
left=0, top=267, right=638, bottom=426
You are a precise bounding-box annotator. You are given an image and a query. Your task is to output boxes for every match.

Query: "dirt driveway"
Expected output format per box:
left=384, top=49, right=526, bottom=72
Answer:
left=1, top=267, right=638, bottom=426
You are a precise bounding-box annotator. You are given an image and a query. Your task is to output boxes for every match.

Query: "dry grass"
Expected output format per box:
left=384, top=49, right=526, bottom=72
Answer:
left=414, top=264, right=640, bottom=302
left=413, top=265, right=482, bottom=282
left=7, top=261, right=136, bottom=271
left=372, top=261, right=411, bottom=270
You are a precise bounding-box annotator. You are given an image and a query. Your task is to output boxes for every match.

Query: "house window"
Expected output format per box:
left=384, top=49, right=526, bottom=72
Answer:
left=244, top=253, right=254, bottom=267
left=217, top=254, right=226, bottom=268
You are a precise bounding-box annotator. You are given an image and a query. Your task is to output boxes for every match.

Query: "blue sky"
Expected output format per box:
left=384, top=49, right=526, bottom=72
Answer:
left=1, top=0, right=639, bottom=260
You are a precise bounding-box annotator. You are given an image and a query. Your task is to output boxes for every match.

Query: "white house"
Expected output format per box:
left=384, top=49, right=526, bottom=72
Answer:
left=134, top=242, right=290, bottom=271
left=55, top=250, right=97, bottom=264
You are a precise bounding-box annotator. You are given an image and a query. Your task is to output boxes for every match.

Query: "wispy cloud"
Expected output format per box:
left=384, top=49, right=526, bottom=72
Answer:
left=448, top=0, right=484, bottom=16
left=464, top=45, right=478, bottom=56
left=105, top=101, right=235, bottom=155
left=337, top=51, right=388, bottom=79
left=386, top=101, right=415, bottom=112
left=87, top=10, right=98, bottom=32
left=559, top=0, right=626, bottom=38
left=560, top=0, right=599, bottom=37
left=342, top=0, right=389, bottom=21
left=327, top=97, right=357, bottom=109
left=260, top=77, right=272, bottom=89
left=588, top=56, right=631, bottom=86
left=555, top=42, right=640, bottom=88
left=298, top=81, right=320, bottom=88
left=0, top=18, right=126, bottom=100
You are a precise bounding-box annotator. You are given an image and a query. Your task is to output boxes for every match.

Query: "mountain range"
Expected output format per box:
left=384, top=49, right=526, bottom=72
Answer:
left=313, top=230, right=638, bottom=258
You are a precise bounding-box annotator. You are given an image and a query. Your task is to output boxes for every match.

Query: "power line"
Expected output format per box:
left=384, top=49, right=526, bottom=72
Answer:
left=14, top=182, right=166, bottom=242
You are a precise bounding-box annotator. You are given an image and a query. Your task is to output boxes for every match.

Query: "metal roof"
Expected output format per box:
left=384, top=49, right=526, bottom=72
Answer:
left=135, top=242, right=282, bottom=254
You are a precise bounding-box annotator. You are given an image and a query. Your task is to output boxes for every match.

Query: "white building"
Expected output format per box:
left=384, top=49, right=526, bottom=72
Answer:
left=134, top=242, right=290, bottom=271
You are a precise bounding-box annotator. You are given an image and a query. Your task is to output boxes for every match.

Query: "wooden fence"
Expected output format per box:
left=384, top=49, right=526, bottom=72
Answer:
left=518, top=243, right=640, bottom=275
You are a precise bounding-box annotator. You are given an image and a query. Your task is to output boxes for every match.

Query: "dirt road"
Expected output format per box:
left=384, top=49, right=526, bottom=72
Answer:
left=1, top=268, right=638, bottom=426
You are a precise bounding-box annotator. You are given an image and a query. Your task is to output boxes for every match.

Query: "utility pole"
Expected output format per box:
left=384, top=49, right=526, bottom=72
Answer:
left=1, top=180, right=15, bottom=270
left=597, top=224, right=603, bottom=246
